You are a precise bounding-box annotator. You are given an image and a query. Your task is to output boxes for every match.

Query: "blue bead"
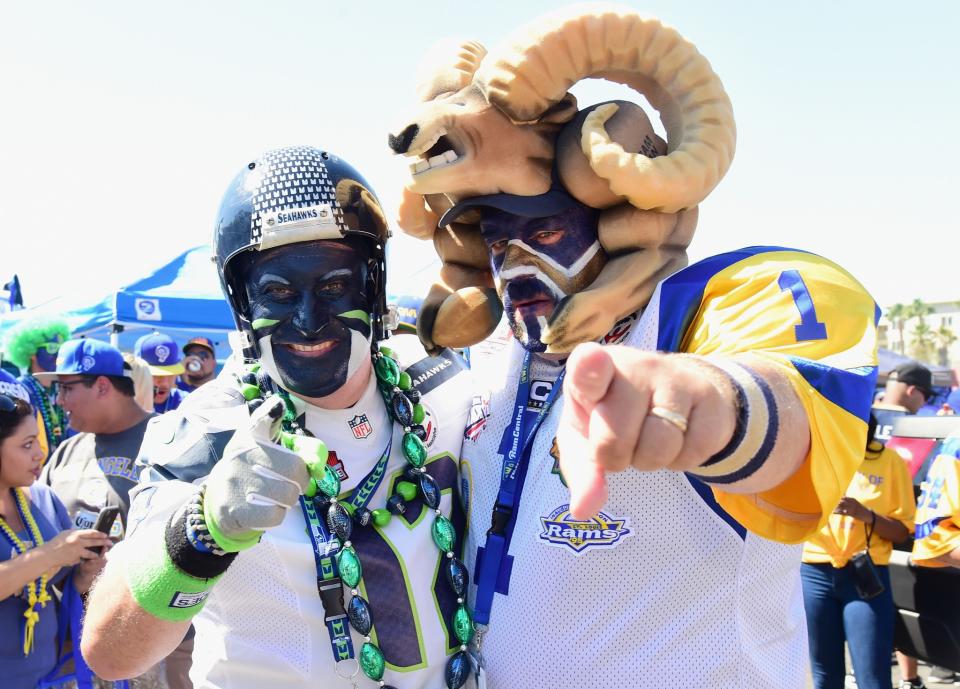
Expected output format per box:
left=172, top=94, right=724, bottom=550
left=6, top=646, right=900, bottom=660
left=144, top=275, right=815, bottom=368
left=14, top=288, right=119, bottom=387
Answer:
left=420, top=473, right=440, bottom=509
left=445, top=650, right=471, bottom=689
left=347, top=595, right=373, bottom=635
left=387, top=494, right=407, bottom=516
left=353, top=507, right=372, bottom=528
left=326, top=502, right=352, bottom=542
left=405, top=388, right=421, bottom=405
left=445, top=557, right=469, bottom=597
left=391, top=391, right=414, bottom=427
left=410, top=424, right=427, bottom=441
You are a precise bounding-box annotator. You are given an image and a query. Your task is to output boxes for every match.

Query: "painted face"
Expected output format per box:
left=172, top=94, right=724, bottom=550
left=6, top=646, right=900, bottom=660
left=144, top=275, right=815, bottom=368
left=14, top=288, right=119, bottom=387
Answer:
left=480, top=206, right=605, bottom=352
left=35, top=336, right=63, bottom=373
left=242, top=240, right=372, bottom=398
left=0, top=414, right=45, bottom=488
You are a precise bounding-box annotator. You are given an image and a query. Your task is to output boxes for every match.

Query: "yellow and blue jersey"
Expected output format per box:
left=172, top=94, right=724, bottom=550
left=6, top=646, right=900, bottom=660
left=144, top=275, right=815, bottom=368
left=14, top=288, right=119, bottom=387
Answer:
left=912, top=436, right=960, bottom=567
left=657, top=246, right=879, bottom=543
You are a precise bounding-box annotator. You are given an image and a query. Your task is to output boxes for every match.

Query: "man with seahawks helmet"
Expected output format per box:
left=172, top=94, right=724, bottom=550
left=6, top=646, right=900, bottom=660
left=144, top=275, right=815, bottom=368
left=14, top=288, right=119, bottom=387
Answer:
left=81, top=147, right=475, bottom=689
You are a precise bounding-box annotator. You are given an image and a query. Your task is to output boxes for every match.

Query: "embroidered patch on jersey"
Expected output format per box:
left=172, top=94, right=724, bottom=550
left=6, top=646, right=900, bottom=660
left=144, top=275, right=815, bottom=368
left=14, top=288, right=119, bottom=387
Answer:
left=349, top=414, right=373, bottom=439
left=420, top=404, right=439, bottom=449
left=526, top=380, right=555, bottom=411
left=602, top=312, right=639, bottom=345
left=327, top=451, right=348, bottom=480
left=539, top=505, right=632, bottom=555
left=464, top=393, right=490, bottom=443
left=548, top=437, right=567, bottom=487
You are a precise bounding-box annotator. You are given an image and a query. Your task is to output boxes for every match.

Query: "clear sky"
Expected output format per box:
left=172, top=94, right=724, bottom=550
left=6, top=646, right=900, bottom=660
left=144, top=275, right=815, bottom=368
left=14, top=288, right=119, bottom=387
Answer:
left=1, top=0, right=957, bottom=314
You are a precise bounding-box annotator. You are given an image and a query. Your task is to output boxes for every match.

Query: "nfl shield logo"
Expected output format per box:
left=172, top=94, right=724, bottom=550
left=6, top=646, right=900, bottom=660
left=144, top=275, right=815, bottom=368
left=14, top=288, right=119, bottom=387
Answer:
left=349, top=414, right=373, bottom=439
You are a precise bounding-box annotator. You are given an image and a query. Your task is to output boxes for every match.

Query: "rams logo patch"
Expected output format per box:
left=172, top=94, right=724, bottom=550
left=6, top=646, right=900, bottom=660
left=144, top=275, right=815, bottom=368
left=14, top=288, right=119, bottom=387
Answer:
left=539, top=505, right=632, bottom=555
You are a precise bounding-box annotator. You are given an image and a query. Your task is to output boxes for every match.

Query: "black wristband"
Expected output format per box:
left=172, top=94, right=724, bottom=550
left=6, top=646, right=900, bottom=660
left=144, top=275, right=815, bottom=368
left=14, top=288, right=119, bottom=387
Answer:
left=165, top=504, right=237, bottom=580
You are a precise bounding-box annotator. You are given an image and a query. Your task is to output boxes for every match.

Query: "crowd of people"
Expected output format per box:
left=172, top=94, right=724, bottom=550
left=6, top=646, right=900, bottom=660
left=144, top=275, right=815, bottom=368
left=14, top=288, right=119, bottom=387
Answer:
left=0, top=325, right=216, bottom=688
left=1, top=6, right=959, bottom=689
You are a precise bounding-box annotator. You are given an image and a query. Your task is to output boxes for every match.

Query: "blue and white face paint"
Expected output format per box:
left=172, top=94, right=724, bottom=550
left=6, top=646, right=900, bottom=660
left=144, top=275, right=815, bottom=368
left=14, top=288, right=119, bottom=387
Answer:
left=479, top=206, right=605, bottom=352
left=241, top=240, right=373, bottom=399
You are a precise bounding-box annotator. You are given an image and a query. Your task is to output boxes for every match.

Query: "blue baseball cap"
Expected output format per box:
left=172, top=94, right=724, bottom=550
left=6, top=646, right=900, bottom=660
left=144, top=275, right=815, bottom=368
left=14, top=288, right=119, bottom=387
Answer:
left=34, top=339, right=131, bottom=380
left=135, top=332, right=185, bottom=376
left=0, top=369, right=31, bottom=404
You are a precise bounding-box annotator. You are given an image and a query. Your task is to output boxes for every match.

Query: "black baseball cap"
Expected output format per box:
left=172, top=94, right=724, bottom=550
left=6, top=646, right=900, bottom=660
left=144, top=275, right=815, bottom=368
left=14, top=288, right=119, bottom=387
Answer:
left=888, top=362, right=934, bottom=398
left=438, top=185, right=581, bottom=228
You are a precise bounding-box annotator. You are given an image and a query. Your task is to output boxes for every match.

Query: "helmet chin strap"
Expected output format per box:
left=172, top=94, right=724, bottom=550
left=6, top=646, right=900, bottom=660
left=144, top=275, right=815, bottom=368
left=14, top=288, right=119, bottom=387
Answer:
left=256, top=328, right=372, bottom=400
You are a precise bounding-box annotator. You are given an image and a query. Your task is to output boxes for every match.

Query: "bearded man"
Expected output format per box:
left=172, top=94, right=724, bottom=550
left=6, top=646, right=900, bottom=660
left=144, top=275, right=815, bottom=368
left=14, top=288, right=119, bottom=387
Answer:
left=81, top=147, right=476, bottom=689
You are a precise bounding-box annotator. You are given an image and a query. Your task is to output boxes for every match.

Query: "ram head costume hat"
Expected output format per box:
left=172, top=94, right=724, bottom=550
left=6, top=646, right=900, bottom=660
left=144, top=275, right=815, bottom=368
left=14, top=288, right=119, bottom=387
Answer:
left=388, top=3, right=736, bottom=353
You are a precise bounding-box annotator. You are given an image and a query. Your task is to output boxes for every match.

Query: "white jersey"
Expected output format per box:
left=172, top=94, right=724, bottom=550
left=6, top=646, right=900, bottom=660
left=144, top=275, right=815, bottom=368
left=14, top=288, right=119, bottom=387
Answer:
left=461, top=306, right=809, bottom=689
left=118, top=338, right=473, bottom=689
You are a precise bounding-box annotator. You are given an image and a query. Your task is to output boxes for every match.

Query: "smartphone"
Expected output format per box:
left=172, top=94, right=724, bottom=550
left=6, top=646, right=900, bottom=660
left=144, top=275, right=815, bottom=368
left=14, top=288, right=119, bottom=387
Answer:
left=90, top=505, right=120, bottom=556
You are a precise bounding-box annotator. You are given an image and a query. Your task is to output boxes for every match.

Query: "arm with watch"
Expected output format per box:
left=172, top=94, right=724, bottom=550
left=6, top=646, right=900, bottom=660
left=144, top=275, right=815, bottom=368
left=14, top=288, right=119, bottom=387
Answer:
left=82, top=397, right=311, bottom=680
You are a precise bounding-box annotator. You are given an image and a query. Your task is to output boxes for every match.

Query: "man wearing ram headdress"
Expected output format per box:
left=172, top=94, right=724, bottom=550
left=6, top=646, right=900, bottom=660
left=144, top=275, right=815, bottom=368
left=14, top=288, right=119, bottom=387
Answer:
left=389, top=5, right=879, bottom=688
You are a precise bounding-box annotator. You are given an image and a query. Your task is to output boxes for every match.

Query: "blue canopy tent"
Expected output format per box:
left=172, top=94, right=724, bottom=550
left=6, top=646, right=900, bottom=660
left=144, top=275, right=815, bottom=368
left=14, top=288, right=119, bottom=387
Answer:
left=0, top=246, right=236, bottom=362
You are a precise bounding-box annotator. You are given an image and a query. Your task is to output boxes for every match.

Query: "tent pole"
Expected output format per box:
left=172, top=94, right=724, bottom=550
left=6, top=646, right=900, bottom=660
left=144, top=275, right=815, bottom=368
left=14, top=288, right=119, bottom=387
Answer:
left=110, top=323, right=123, bottom=348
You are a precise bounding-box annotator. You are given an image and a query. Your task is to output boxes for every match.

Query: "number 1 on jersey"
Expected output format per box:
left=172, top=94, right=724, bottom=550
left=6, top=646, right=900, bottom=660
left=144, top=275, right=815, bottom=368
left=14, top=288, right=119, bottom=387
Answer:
left=778, top=270, right=827, bottom=342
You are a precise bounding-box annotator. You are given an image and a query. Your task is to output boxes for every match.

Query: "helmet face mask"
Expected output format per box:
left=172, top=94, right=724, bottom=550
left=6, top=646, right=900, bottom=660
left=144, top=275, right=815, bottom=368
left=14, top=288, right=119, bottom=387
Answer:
left=213, top=146, right=391, bottom=386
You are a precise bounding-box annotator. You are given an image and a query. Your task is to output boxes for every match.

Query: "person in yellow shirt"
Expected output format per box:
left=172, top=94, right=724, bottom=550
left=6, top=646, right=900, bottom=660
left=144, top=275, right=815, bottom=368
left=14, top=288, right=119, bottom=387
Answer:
left=912, top=435, right=960, bottom=567
left=802, top=413, right=916, bottom=689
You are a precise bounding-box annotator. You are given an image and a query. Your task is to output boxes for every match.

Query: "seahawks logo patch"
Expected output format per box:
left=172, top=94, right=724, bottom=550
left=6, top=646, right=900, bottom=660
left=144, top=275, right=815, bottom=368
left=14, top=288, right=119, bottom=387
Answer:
left=539, top=505, right=632, bottom=555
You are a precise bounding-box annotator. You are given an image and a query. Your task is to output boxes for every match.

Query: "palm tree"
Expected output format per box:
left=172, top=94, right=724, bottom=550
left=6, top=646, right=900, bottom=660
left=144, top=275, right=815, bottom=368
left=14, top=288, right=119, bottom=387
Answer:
left=909, top=321, right=936, bottom=363
left=907, top=298, right=934, bottom=325
left=934, top=324, right=957, bottom=367
left=886, top=303, right=908, bottom=354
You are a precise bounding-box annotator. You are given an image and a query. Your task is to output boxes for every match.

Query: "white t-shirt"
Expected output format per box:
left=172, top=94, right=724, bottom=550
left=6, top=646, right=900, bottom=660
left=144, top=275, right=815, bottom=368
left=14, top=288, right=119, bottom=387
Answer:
left=119, top=339, right=473, bottom=689
left=461, top=305, right=809, bottom=689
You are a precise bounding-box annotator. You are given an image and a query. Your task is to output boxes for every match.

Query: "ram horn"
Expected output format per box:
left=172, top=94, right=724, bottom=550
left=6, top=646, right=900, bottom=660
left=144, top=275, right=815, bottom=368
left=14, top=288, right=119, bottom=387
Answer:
left=415, top=39, right=488, bottom=102
left=477, top=4, right=735, bottom=212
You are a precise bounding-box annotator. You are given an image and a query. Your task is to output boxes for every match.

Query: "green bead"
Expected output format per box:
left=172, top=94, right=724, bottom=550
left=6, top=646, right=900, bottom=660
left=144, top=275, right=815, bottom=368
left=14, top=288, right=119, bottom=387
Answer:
left=374, top=355, right=400, bottom=386
left=280, top=432, right=296, bottom=450
left=453, top=605, right=474, bottom=644
left=432, top=514, right=456, bottom=552
left=371, top=508, right=392, bottom=527
left=396, top=480, right=418, bottom=502
left=294, top=437, right=330, bottom=480
left=315, top=464, right=341, bottom=498
left=412, top=403, right=425, bottom=424
left=342, top=501, right=356, bottom=516
left=337, top=546, right=362, bottom=588
left=378, top=346, right=394, bottom=359
left=359, top=641, right=385, bottom=681
left=239, top=383, right=261, bottom=401
left=304, top=477, right=318, bottom=498
left=398, top=371, right=412, bottom=390
left=402, top=432, right=427, bottom=468
left=249, top=363, right=261, bottom=373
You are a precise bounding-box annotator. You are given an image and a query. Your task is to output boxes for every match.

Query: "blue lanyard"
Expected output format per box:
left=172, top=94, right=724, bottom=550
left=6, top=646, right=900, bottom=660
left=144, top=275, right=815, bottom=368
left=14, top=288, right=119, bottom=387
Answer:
left=299, top=435, right=392, bottom=664
left=473, top=351, right=564, bottom=626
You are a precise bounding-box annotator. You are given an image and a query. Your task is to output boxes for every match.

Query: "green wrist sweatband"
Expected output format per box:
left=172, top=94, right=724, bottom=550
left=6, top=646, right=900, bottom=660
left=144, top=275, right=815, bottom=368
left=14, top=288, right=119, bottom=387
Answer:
left=124, top=529, right=224, bottom=622
left=202, top=495, right=262, bottom=553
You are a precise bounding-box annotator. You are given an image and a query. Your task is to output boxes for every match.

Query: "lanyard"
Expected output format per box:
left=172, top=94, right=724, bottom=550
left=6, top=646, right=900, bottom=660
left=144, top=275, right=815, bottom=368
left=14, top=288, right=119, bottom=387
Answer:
left=473, top=351, right=564, bottom=626
left=299, top=435, right=392, bottom=665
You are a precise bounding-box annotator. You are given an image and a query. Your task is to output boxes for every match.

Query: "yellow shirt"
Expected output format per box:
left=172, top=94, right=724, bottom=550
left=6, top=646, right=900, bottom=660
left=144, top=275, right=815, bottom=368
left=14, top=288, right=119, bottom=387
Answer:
left=912, top=436, right=960, bottom=567
left=803, top=440, right=915, bottom=566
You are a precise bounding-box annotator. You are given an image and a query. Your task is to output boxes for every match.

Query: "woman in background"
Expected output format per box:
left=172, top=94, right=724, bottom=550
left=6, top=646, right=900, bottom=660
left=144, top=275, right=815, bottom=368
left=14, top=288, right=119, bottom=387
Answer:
left=0, top=391, right=110, bottom=689
left=801, top=413, right=916, bottom=689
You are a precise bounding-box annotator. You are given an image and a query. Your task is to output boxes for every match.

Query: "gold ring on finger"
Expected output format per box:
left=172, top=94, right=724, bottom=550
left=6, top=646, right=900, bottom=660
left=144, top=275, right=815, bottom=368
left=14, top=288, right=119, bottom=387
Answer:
left=648, top=406, right=689, bottom=434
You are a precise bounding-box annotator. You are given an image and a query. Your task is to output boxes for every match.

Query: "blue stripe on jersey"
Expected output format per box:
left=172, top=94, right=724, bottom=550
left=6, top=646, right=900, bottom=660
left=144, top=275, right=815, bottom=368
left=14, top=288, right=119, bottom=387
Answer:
left=685, top=475, right=747, bottom=540
left=656, top=245, right=801, bottom=352
left=915, top=516, right=946, bottom=541
left=786, top=358, right=877, bottom=423
left=874, top=303, right=882, bottom=326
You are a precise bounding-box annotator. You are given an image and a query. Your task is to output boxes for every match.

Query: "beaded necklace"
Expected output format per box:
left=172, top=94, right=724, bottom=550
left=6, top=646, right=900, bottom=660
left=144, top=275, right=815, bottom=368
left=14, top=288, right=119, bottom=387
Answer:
left=0, top=487, right=53, bottom=655
left=237, top=345, right=473, bottom=689
left=22, top=374, right=66, bottom=451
